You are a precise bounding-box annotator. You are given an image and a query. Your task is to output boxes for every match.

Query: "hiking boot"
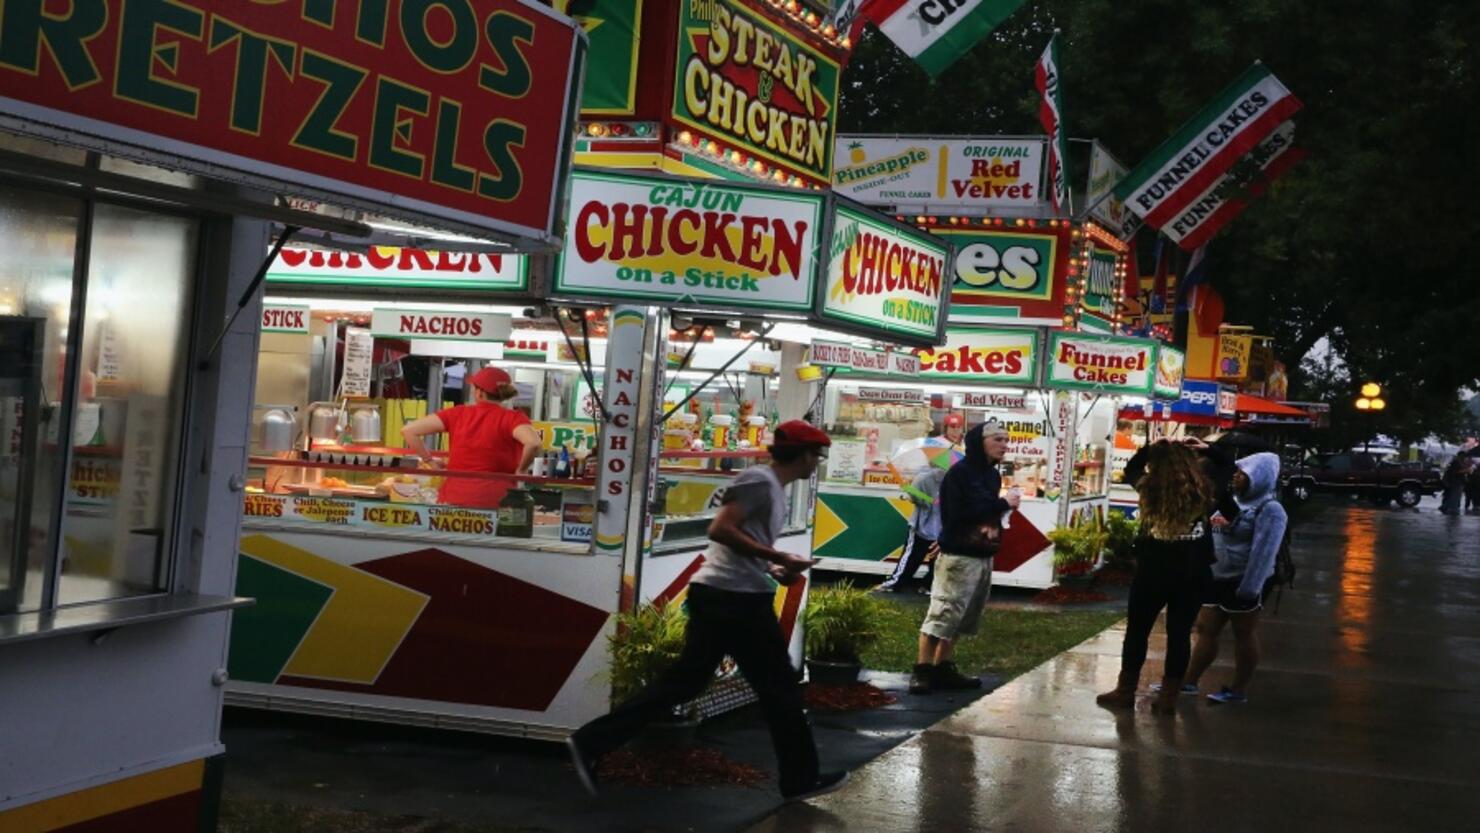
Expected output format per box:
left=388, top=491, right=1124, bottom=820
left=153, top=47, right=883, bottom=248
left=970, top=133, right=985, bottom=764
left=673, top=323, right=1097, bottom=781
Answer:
left=1206, top=686, right=1249, bottom=705
left=565, top=736, right=599, bottom=797
left=783, top=770, right=851, bottom=802
left=931, top=661, right=982, bottom=691
left=1095, top=670, right=1139, bottom=709
left=909, top=663, right=933, bottom=694
left=1150, top=676, right=1183, bottom=715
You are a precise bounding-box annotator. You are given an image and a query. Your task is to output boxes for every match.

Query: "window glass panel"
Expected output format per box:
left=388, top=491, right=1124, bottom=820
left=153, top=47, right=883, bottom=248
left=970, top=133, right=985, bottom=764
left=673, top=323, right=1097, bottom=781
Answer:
left=57, top=204, right=195, bottom=605
left=0, top=185, right=79, bottom=614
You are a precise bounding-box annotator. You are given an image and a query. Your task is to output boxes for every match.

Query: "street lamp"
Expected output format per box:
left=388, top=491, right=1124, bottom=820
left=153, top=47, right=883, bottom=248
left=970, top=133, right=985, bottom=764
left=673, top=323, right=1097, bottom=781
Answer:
left=1355, top=383, right=1385, bottom=451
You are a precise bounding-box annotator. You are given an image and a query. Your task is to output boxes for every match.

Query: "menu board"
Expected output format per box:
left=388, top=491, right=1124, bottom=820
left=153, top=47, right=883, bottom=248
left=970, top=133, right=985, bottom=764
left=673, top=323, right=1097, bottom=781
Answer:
left=825, top=438, right=867, bottom=484
left=243, top=493, right=513, bottom=541
left=341, top=327, right=374, bottom=398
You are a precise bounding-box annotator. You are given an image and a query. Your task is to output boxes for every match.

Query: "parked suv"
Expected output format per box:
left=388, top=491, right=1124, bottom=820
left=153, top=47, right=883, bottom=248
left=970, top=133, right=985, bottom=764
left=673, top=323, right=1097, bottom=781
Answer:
left=1283, top=452, right=1443, bottom=508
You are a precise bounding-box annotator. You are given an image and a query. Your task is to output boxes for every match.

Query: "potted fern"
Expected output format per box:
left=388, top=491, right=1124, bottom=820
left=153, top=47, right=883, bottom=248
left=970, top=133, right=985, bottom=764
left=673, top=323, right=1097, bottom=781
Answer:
left=1103, top=514, right=1140, bottom=572
left=803, top=582, right=883, bottom=684
left=607, top=599, right=699, bottom=740
left=1048, top=520, right=1108, bottom=587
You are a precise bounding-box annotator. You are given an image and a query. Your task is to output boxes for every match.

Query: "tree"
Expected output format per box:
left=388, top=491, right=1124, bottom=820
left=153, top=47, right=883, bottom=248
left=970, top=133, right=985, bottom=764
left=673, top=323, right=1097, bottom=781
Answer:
left=837, top=1, right=1480, bottom=440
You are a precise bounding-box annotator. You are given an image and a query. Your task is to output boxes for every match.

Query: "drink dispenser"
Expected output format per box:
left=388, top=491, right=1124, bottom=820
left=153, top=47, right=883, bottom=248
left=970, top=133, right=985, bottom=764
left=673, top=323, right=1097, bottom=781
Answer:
left=349, top=404, right=382, bottom=444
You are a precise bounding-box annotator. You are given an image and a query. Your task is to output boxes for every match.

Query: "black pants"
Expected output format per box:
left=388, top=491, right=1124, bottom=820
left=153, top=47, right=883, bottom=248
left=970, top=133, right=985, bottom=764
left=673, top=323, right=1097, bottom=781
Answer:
left=879, top=530, right=935, bottom=591
left=1121, top=537, right=1213, bottom=680
left=571, top=583, right=819, bottom=793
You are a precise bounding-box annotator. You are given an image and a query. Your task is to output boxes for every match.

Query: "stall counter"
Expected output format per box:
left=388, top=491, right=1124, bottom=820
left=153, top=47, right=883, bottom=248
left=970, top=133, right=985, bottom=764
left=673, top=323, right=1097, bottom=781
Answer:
left=226, top=500, right=616, bottom=738
left=811, top=482, right=1060, bottom=588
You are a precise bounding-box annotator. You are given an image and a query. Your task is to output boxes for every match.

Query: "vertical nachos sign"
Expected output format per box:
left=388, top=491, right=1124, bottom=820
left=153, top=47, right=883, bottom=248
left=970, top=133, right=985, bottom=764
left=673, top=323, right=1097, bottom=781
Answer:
left=0, top=1, right=586, bottom=247
left=673, top=0, right=842, bottom=184
left=554, top=168, right=824, bottom=313
left=817, top=200, right=951, bottom=346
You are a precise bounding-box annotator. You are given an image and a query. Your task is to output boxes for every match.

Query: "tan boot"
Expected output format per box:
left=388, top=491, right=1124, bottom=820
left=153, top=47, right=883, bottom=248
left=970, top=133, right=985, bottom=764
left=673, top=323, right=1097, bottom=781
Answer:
left=1095, top=670, right=1139, bottom=709
left=1151, top=676, right=1182, bottom=715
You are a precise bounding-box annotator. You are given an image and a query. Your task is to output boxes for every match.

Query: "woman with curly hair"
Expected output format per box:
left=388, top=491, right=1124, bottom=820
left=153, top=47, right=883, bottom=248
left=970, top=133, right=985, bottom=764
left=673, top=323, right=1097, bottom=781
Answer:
left=1096, top=440, right=1217, bottom=715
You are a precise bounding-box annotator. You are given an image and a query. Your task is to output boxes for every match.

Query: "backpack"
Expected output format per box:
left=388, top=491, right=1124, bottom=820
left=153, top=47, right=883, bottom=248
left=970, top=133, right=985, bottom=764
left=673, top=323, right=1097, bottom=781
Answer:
left=1255, top=502, right=1295, bottom=613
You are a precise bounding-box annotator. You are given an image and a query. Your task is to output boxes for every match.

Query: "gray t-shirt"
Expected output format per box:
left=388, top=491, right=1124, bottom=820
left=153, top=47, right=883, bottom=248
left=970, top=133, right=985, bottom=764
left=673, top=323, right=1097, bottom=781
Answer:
left=690, top=465, right=785, bottom=593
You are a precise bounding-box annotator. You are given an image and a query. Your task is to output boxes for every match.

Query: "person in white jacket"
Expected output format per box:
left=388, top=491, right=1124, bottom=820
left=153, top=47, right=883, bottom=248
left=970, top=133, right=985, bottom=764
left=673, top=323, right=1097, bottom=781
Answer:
left=1183, top=452, right=1288, bottom=704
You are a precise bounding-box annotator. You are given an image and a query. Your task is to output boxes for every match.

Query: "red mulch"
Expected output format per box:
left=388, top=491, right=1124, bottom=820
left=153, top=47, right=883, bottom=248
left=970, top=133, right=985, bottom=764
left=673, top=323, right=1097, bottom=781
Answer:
left=1032, top=586, right=1111, bottom=604
left=596, top=746, right=768, bottom=788
left=804, top=682, right=898, bottom=712
left=1095, top=568, right=1135, bottom=586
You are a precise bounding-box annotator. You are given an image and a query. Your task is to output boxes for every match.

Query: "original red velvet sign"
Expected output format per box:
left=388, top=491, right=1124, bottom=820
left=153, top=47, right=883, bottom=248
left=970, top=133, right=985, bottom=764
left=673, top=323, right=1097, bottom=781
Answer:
left=0, top=0, right=583, bottom=247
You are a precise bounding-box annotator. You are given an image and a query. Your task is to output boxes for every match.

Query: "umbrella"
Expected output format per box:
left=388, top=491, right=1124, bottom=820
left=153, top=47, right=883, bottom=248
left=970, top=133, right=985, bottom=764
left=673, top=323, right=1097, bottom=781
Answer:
left=890, top=437, right=964, bottom=473
left=1208, top=430, right=1271, bottom=455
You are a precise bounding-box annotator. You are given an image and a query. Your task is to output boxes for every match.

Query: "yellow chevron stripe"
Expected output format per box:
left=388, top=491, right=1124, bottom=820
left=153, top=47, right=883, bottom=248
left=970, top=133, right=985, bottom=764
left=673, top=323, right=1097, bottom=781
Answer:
left=241, top=534, right=428, bottom=684
left=0, top=760, right=203, bottom=833
left=812, top=496, right=845, bottom=550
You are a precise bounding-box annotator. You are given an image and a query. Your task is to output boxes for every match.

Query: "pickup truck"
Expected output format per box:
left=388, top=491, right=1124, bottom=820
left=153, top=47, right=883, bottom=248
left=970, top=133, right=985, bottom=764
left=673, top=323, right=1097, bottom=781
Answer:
left=1282, top=452, right=1443, bottom=507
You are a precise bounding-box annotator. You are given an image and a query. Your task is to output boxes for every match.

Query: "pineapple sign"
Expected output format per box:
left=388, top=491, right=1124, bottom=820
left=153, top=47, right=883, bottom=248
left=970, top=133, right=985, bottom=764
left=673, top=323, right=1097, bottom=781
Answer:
left=833, top=136, right=1046, bottom=212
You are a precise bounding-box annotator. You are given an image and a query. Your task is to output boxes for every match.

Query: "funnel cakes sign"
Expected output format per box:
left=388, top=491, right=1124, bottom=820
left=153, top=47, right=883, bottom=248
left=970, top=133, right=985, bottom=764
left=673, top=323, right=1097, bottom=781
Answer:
left=1046, top=333, right=1157, bottom=394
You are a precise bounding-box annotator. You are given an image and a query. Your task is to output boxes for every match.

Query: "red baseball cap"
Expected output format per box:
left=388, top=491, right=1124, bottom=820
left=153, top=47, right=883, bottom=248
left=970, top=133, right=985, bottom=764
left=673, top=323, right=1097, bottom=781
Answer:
left=469, top=366, right=512, bottom=393
left=769, top=420, right=831, bottom=450
left=944, top=413, right=965, bottom=428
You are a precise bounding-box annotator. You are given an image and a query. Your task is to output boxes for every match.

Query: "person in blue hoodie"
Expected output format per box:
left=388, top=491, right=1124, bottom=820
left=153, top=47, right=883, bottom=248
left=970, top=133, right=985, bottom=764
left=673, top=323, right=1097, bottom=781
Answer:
left=1183, top=452, right=1288, bottom=705
left=909, top=421, right=1020, bottom=694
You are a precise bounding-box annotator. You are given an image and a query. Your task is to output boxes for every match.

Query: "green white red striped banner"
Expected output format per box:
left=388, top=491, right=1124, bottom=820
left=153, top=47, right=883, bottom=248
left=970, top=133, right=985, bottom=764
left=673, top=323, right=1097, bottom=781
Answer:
left=1035, top=34, right=1069, bottom=214
left=1164, top=121, right=1304, bottom=250
left=1114, top=63, right=1301, bottom=230
left=865, top=0, right=1028, bottom=77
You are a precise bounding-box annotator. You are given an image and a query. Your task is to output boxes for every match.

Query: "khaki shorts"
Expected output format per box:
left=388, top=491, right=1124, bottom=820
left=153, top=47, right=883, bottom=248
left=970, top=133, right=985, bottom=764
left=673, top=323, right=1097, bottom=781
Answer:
left=920, top=553, right=994, bottom=640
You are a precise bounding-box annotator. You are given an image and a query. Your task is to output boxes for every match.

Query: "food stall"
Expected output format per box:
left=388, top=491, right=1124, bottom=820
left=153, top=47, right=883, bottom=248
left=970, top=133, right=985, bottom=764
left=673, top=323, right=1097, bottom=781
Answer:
left=0, top=0, right=585, bottom=826
left=813, top=139, right=1159, bottom=587
left=225, top=158, right=952, bottom=734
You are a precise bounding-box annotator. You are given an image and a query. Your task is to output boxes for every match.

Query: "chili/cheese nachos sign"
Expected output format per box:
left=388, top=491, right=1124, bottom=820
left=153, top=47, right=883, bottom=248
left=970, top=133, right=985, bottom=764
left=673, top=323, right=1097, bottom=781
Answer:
left=554, top=169, right=824, bottom=313
left=1046, top=333, right=1158, bottom=394
left=0, top=1, right=584, bottom=246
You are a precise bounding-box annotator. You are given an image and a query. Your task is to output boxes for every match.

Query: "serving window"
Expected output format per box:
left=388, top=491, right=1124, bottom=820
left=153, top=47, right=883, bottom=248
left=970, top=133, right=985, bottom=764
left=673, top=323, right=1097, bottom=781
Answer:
left=0, top=172, right=198, bottom=614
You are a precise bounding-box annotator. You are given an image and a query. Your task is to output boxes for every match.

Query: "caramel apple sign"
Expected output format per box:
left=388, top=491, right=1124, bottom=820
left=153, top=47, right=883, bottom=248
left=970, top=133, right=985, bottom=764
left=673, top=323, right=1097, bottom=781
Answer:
left=555, top=170, right=823, bottom=313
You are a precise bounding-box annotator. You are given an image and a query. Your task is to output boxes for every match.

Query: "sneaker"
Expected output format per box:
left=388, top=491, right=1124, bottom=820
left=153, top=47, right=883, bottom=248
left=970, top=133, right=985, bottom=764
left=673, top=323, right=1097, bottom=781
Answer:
left=1148, top=682, right=1200, bottom=696
left=908, top=663, right=933, bottom=695
left=1206, top=686, right=1248, bottom=705
left=931, top=661, right=982, bottom=691
left=783, top=770, right=851, bottom=802
left=566, top=736, right=599, bottom=797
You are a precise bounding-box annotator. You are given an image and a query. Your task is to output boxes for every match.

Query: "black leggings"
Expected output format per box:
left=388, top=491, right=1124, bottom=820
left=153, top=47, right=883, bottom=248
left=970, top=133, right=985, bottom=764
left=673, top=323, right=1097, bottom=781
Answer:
left=1121, top=537, right=1213, bottom=680
left=571, top=583, right=819, bottom=793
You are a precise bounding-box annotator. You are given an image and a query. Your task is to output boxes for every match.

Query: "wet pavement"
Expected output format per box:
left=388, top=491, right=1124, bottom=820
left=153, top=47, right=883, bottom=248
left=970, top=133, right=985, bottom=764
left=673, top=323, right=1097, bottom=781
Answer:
left=750, top=498, right=1480, bottom=833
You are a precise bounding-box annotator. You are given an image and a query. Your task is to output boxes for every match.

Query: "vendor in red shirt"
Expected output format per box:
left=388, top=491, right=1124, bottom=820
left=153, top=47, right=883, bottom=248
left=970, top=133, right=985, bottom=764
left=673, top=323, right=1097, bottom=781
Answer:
left=400, top=366, right=543, bottom=509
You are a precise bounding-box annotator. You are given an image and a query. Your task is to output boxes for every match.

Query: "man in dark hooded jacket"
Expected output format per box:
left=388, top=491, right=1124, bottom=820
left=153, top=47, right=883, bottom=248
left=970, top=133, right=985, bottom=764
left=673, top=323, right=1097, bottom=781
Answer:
left=910, top=421, right=1020, bottom=694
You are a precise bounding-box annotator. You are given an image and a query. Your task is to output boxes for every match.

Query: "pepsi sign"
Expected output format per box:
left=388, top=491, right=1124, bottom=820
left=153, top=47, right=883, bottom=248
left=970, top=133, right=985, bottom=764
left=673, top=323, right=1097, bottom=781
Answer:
left=1172, top=380, right=1222, bottom=418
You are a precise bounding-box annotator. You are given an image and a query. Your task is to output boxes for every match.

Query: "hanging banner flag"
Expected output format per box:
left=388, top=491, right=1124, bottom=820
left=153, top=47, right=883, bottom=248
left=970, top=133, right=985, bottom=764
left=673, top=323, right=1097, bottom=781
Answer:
left=863, top=0, right=1030, bottom=77
left=1035, top=33, right=1070, bottom=214
left=1163, top=122, right=1305, bottom=250
left=1113, top=63, right=1302, bottom=231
